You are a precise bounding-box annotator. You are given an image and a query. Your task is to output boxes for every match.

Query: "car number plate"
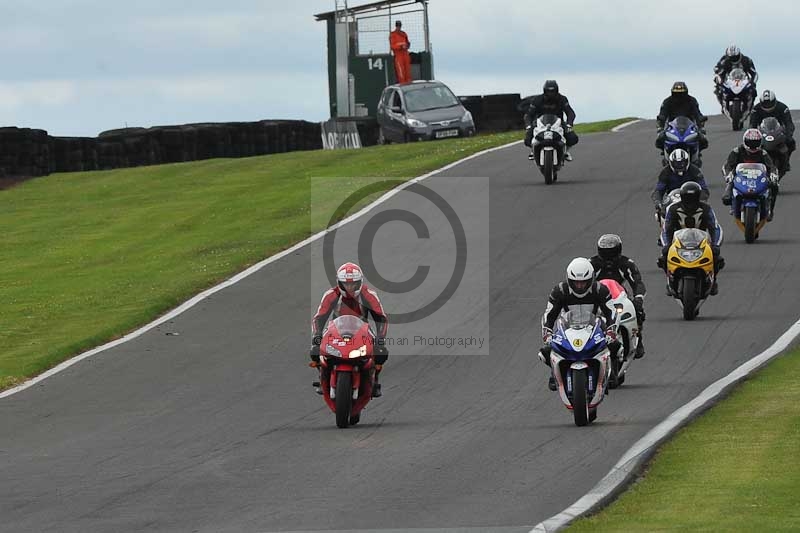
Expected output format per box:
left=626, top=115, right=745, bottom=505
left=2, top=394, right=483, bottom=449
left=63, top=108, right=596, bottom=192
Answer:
left=435, top=129, right=459, bottom=139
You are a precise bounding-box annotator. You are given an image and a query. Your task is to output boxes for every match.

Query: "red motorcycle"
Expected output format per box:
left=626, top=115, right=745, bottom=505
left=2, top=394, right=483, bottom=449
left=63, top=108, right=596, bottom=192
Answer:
left=312, top=315, right=378, bottom=428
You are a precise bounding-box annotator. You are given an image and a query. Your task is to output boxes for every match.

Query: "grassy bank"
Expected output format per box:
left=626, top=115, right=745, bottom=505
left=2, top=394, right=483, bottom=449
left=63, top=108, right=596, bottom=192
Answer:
left=568, top=348, right=800, bottom=532
left=0, top=118, right=634, bottom=391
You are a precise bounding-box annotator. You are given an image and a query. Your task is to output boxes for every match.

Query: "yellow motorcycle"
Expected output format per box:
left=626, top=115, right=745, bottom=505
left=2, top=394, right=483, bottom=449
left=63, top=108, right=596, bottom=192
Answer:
left=665, top=228, right=716, bottom=320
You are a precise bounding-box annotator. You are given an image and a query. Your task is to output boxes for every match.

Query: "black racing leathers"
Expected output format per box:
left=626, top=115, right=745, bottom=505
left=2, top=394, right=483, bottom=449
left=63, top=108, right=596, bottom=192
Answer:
left=524, top=94, right=578, bottom=147
left=749, top=101, right=796, bottom=165
left=657, top=95, right=707, bottom=130
left=714, top=55, right=757, bottom=104
left=723, top=146, right=776, bottom=177
left=590, top=254, right=647, bottom=329
left=651, top=165, right=710, bottom=208
left=714, top=54, right=757, bottom=81
left=541, top=281, right=614, bottom=333
left=589, top=256, right=646, bottom=300
left=539, top=281, right=618, bottom=366
left=749, top=101, right=795, bottom=137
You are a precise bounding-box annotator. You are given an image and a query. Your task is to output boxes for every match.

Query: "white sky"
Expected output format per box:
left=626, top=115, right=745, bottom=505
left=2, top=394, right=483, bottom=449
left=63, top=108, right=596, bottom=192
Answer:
left=0, top=0, right=797, bottom=136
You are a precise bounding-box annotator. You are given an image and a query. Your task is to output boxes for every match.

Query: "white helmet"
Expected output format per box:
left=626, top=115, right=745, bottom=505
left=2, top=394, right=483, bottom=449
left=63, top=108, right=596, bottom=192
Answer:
left=725, top=44, right=741, bottom=61
left=566, top=257, right=594, bottom=297
left=668, top=148, right=690, bottom=176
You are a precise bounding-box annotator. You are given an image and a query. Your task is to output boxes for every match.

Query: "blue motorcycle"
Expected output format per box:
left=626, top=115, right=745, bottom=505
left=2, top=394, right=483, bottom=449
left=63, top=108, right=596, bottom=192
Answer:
left=547, top=308, right=613, bottom=427
left=662, top=116, right=703, bottom=167
left=731, top=162, right=771, bottom=243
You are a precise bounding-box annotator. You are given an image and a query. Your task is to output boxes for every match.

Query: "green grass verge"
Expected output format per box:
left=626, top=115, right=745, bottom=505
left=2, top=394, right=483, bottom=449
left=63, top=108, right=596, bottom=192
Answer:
left=0, top=118, right=634, bottom=391
left=568, top=348, right=800, bottom=532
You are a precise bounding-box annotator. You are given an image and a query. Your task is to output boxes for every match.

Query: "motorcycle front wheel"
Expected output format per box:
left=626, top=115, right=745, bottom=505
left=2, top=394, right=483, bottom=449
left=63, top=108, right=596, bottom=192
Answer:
left=744, top=205, right=758, bottom=243
left=572, top=369, right=590, bottom=427
left=335, top=372, right=353, bottom=428
left=542, top=149, right=554, bottom=185
left=682, top=277, right=699, bottom=321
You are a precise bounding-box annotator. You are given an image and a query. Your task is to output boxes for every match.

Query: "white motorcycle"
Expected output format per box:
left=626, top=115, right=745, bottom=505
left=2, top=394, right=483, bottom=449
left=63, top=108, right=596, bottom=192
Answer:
left=530, top=114, right=566, bottom=185
left=599, top=279, right=640, bottom=388
left=719, top=68, right=755, bottom=131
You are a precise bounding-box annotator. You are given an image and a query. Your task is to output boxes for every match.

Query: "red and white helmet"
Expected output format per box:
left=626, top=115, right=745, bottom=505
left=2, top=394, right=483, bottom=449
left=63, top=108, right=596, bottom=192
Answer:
left=743, top=128, right=763, bottom=153
left=336, top=262, right=363, bottom=298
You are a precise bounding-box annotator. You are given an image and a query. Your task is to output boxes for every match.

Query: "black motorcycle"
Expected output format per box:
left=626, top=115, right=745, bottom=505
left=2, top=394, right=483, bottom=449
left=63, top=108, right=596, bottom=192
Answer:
left=759, top=117, right=789, bottom=178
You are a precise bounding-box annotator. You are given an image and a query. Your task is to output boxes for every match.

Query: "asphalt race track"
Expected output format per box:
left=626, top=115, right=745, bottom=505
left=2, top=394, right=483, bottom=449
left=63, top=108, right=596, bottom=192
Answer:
left=2, top=115, right=800, bottom=533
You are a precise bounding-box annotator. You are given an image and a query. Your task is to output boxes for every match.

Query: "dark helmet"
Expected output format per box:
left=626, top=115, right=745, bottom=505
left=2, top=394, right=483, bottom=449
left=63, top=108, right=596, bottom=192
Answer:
left=743, top=128, right=763, bottom=153
left=679, top=181, right=702, bottom=210
left=761, top=90, right=777, bottom=111
left=668, top=148, right=691, bottom=175
left=671, top=81, right=688, bottom=97
left=597, top=234, right=623, bottom=262
left=543, top=80, right=559, bottom=99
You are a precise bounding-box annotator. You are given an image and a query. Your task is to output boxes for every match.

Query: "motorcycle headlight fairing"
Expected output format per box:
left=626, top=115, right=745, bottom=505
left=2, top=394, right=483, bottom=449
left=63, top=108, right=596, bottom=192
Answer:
left=677, top=249, right=703, bottom=262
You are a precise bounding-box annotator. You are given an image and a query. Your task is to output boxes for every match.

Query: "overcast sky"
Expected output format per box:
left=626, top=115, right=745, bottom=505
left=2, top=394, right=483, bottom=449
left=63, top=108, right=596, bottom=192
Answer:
left=1, top=0, right=798, bottom=137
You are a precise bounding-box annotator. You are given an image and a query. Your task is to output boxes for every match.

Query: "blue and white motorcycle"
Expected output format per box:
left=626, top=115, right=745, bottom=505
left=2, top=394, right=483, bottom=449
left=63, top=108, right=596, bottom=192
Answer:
left=662, top=116, right=703, bottom=168
left=547, top=307, right=613, bottom=427
left=730, top=162, right=771, bottom=243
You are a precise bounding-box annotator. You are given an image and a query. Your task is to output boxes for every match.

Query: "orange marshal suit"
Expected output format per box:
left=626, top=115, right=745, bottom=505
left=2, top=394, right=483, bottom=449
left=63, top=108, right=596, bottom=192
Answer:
left=390, top=29, right=412, bottom=83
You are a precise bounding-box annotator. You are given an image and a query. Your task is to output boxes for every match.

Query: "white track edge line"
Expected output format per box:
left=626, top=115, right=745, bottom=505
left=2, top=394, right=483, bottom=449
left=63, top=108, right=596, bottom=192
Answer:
left=530, top=316, right=800, bottom=532
left=610, top=119, right=642, bottom=132
left=0, top=139, right=522, bottom=400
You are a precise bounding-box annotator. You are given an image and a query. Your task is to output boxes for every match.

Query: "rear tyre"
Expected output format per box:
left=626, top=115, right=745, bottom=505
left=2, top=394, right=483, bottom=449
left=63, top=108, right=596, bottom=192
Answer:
left=682, top=277, right=698, bottom=321
left=572, top=369, right=589, bottom=427
left=335, top=372, right=353, bottom=428
left=731, top=104, right=742, bottom=131
left=744, top=205, right=757, bottom=243
left=543, top=150, right=554, bottom=185
left=609, top=354, right=620, bottom=390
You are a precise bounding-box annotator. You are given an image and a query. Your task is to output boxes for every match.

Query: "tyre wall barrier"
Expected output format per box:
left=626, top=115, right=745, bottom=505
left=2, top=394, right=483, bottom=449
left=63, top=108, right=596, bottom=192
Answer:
left=0, top=95, right=524, bottom=179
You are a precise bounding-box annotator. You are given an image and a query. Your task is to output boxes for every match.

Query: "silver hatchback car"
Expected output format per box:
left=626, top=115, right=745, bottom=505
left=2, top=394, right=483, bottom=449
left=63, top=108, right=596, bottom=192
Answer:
left=376, top=80, right=476, bottom=144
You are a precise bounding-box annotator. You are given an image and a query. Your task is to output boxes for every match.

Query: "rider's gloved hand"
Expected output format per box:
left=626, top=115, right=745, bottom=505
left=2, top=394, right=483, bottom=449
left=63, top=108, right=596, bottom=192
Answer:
left=770, top=172, right=780, bottom=184
left=542, top=327, right=553, bottom=344
left=605, top=328, right=618, bottom=344
left=633, top=295, right=646, bottom=322
left=538, top=344, right=552, bottom=366
left=309, top=335, right=322, bottom=362
left=714, top=74, right=722, bottom=85
left=374, top=338, right=389, bottom=364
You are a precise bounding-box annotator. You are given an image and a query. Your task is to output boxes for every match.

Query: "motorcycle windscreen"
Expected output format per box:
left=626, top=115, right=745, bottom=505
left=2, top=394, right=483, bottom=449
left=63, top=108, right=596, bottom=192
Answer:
left=735, top=163, right=767, bottom=178
left=674, top=228, right=708, bottom=249
left=670, top=116, right=696, bottom=133
left=728, top=68, right=748, bottom=83
left=538, top=114, right=561, bottom=127
left=560, top=305, right=598, bottom=328
left=759, top=117, right=782, bottom=134
left=329, top=315, right=372, bottom=337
